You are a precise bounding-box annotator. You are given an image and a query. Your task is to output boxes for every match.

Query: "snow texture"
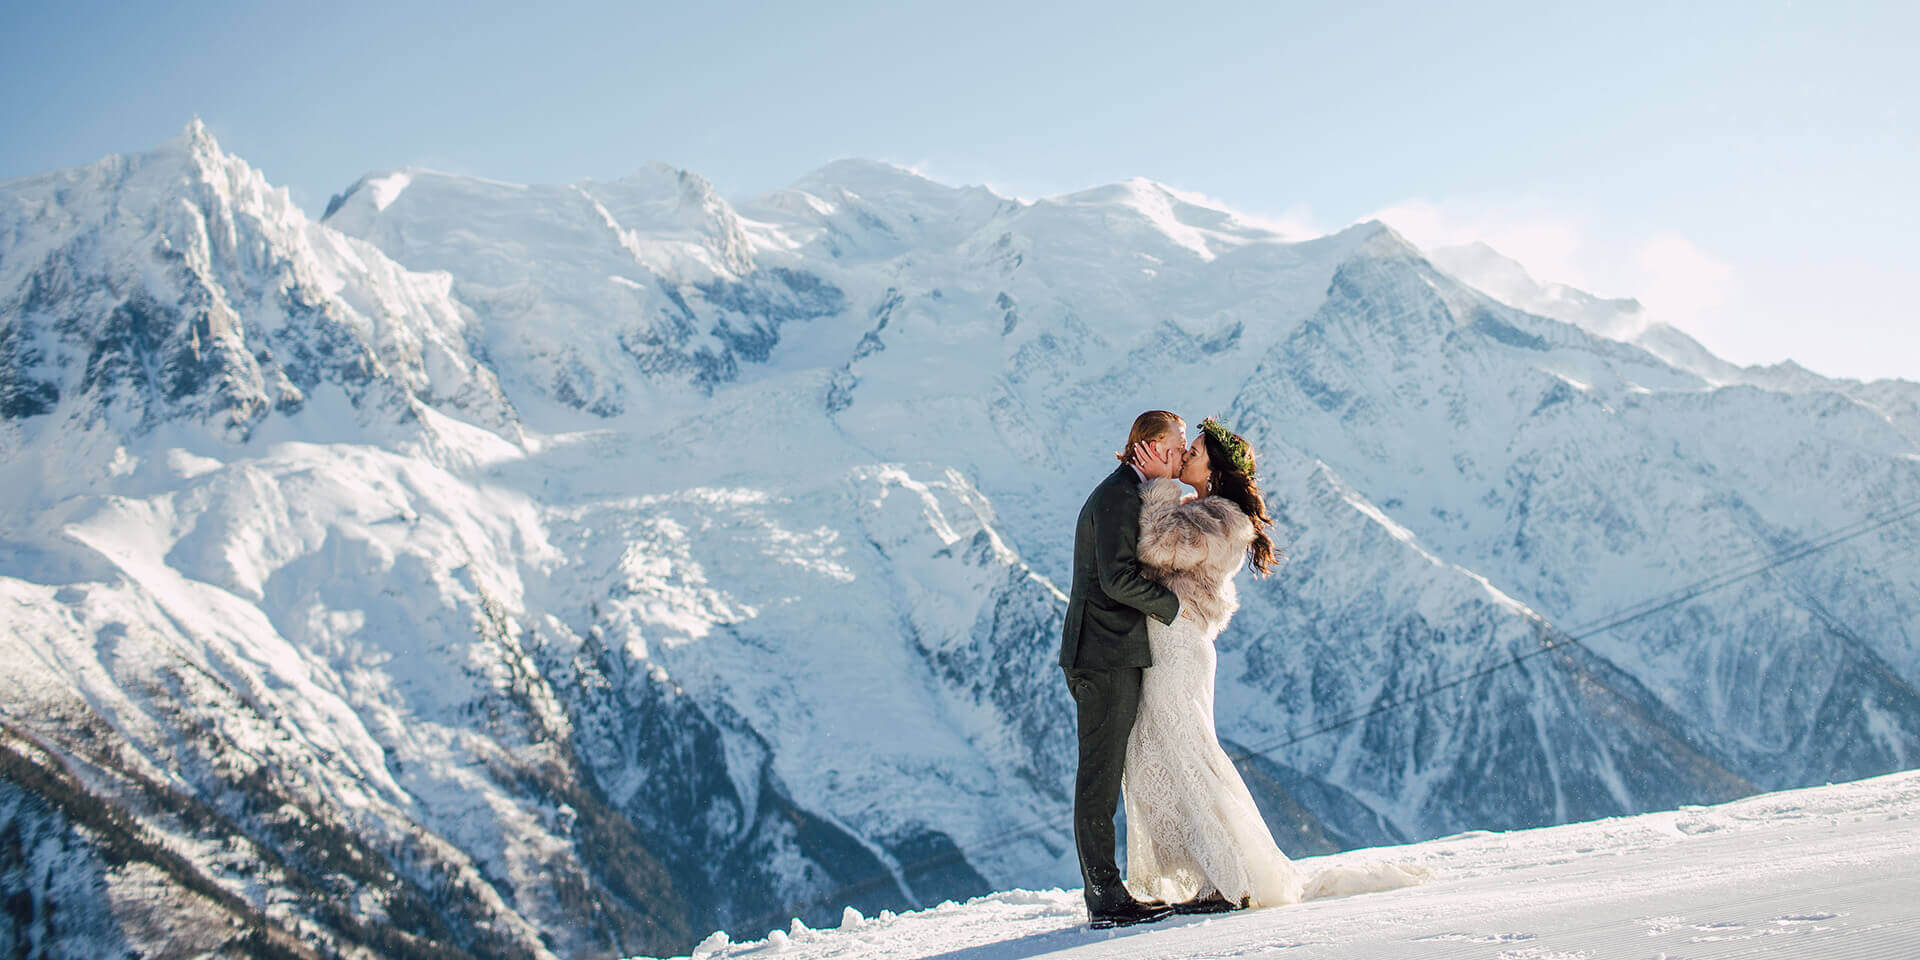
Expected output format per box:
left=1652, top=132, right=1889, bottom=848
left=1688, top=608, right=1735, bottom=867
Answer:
left=641, top=770, right=1920, bottom=959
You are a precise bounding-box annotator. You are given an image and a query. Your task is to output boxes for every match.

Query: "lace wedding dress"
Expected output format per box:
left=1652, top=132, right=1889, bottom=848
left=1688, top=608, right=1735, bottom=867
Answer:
left=1122, top=479, right=1428, bottom=907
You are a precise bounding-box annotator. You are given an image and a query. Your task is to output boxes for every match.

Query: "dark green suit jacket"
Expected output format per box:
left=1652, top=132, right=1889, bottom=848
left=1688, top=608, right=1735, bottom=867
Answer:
left=1058, top=464, right=1182, bottom=669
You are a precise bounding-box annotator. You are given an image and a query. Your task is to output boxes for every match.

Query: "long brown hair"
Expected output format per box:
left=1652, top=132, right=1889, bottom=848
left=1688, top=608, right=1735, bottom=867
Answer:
left=1113, top=410, right=1186, bottom=465
left=1200, top=426, right=1279, bottom=575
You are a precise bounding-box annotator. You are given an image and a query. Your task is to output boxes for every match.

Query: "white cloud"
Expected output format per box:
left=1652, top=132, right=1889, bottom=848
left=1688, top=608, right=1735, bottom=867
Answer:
left=1238, top=202, right=1325, bottom=241
left=1632, top=231, right=1736, bottom=331
left=1366, top=200, right=1593, bottom=291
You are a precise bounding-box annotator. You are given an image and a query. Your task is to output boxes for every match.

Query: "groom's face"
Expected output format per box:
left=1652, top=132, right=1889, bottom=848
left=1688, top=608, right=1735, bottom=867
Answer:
left=1152, top=428, right=1189, bottom=469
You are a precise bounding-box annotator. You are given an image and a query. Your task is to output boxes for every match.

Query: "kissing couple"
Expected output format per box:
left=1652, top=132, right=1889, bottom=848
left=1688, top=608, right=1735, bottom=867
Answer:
left=1059, top=411, right=1427, bottom=929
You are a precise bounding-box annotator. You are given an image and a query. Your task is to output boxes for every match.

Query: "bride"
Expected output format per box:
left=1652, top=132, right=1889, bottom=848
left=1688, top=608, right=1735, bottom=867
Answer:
left=1123, top=418, right=1428, bottom=912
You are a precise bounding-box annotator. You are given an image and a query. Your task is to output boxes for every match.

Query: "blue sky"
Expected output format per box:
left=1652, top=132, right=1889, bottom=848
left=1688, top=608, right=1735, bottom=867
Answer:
left=5, top=0, right=1913, bottom=380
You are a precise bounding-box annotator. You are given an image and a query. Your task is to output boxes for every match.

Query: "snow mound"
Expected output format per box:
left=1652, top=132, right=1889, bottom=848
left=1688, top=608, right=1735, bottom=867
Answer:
left=642, top=770, right=1920, bottom=959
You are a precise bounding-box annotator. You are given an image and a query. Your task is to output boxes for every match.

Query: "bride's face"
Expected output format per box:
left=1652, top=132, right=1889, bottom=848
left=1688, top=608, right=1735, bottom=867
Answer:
left=1178, top=436, right=1210, bottom=490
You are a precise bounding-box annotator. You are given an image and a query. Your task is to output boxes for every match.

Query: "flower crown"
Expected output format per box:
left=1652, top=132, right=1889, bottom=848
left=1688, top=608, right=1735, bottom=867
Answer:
left=1199, top=417, right=1256, bottom=477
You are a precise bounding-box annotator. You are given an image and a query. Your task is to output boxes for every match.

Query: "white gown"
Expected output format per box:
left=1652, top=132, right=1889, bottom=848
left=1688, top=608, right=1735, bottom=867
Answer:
left=1122, top=479, right=1428, bottom=907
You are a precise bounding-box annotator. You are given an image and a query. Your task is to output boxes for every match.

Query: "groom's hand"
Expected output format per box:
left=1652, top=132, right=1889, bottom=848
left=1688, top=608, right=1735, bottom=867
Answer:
left=1133, top=440, right=1179, bottom=480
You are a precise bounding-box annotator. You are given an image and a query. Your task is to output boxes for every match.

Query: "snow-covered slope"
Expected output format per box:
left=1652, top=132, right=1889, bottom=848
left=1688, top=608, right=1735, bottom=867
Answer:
left=643, top=770, right=1920, bottom=960
left=4, top=127, right=1919, bottom=958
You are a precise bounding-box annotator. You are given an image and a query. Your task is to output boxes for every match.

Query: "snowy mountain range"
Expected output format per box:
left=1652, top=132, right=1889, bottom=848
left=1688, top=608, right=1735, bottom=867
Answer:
left=3, top=121, right=1918, bottom=959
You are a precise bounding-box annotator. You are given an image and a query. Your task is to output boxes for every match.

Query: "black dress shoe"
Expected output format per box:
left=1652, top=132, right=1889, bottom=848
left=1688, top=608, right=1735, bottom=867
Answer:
left=1088, top=897, right=1175, bottom=929
left=1170, top=891, right=1247, bottom=915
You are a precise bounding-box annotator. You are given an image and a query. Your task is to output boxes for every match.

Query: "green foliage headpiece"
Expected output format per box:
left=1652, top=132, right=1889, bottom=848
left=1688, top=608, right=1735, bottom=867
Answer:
left=1199, top=417, right=1256, bottom=478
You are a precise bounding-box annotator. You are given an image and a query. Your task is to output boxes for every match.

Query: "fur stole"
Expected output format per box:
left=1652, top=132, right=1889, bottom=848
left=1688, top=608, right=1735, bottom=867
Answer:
left=1137, top=478, right=1255, bottom=629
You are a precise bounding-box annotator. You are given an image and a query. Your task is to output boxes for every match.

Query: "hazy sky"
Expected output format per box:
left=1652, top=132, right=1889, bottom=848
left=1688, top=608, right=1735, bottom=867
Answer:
left=5, top=1, right=1913, bottom=380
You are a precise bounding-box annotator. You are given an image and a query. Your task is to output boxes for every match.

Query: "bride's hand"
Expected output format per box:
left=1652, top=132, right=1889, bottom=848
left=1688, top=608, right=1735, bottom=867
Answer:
left=1133, top=441, right=1179, bottom=480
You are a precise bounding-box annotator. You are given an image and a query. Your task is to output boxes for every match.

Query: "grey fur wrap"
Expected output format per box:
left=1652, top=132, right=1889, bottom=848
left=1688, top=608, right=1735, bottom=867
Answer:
left=1137, top=478, right=1255, bottom=629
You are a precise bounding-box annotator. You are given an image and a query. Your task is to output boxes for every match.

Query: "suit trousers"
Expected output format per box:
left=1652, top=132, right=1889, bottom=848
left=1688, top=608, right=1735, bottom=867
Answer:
left=1063, top=664, right=1143, bottom=909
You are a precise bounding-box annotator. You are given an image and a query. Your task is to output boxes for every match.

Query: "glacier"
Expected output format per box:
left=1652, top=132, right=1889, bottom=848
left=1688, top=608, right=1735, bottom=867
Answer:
left=2, top=121, right=1918, bottom=958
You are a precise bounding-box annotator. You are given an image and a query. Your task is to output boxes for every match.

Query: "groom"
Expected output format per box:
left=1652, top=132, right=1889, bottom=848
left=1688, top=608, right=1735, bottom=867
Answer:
left=1059, top=410, right=1186, bottom=928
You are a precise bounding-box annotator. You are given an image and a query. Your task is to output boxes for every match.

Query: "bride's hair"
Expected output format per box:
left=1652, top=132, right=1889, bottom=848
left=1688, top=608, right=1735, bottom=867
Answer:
left=1200, top=427, right=1280, bottom=575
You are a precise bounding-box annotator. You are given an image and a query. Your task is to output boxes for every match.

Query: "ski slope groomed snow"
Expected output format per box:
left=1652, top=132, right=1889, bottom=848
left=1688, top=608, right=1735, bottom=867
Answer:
left=643, top=770, right=1920, bottom=960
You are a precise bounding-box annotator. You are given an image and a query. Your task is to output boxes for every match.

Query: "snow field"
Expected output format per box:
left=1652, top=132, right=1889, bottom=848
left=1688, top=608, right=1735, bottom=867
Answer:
left=648, top=770, right=1920, bottom=960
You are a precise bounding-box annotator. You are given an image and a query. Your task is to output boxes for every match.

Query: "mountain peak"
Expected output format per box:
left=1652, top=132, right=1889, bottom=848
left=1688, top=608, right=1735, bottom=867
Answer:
left=156, top=116, right=226, bottom=171
left=0, top=121, right=519, bottom=443
left=605, top=161, right=730, bottom=208
left=1056, top=176, right=1224, bottom=212
left=1019, top=176, right=1287, bottom=261
left=25, top=117, right=280, bottom=223
left=1339, top=218, right=1419, bottom=258
left=788, top=158, right=975, bottom=203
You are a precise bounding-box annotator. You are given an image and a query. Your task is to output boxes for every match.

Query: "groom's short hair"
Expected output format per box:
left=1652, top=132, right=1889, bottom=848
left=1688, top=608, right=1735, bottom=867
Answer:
left=1115, top=410, right=1186, bottom=464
